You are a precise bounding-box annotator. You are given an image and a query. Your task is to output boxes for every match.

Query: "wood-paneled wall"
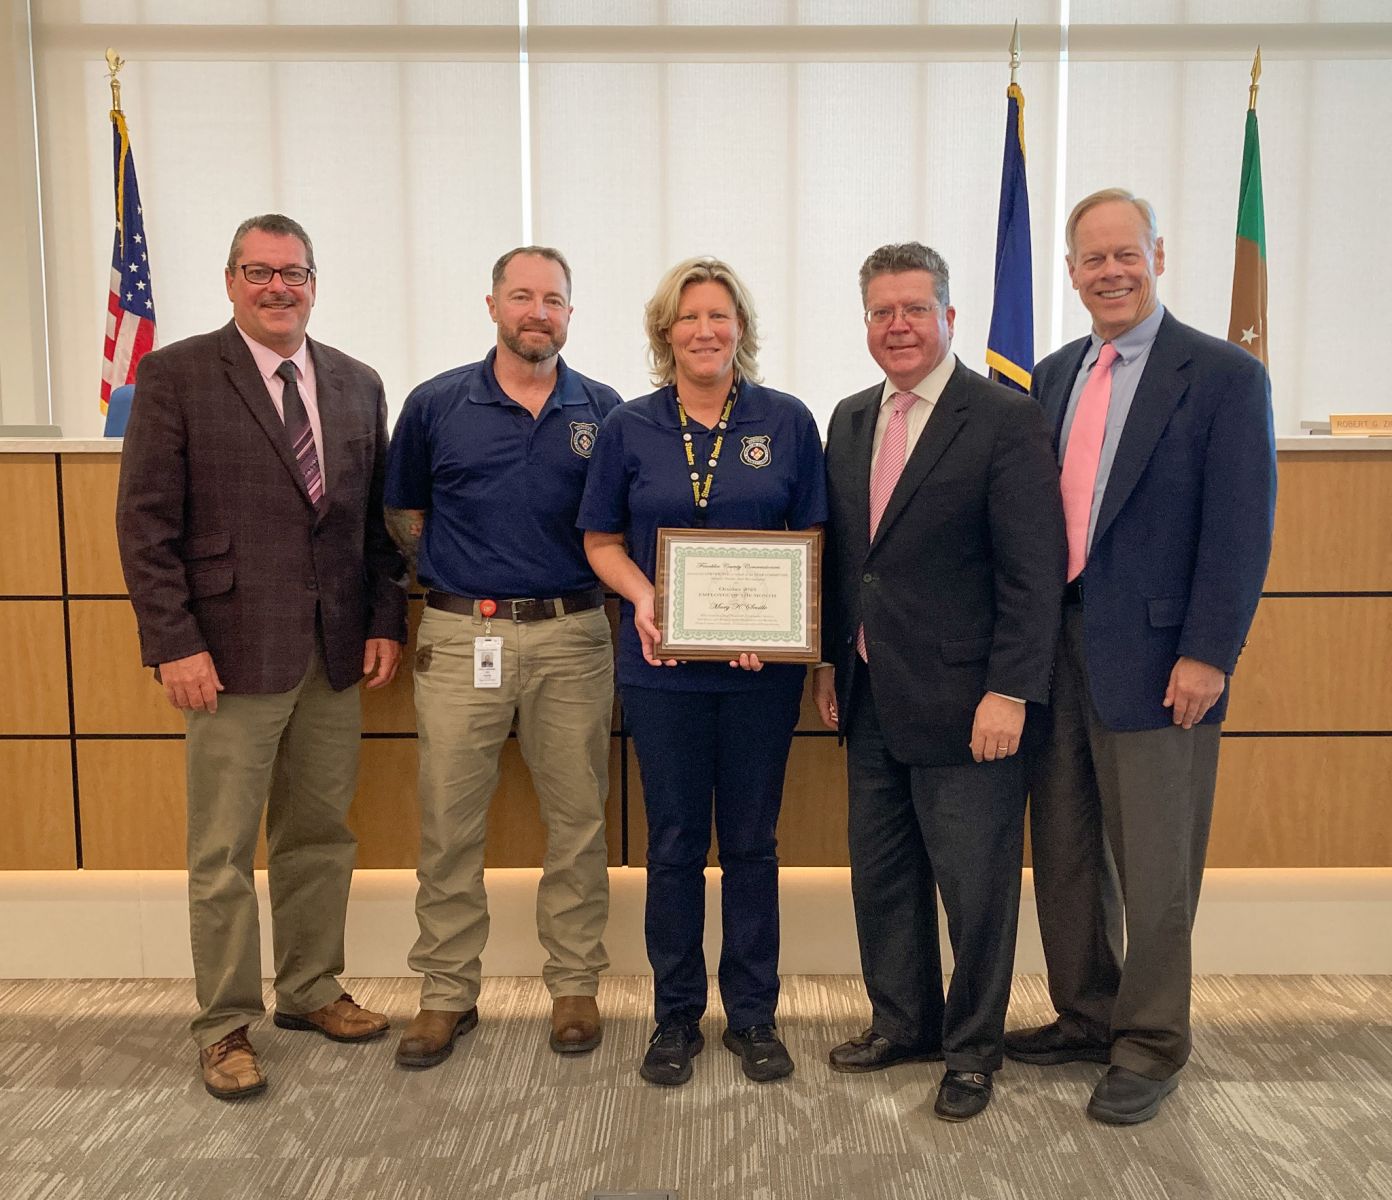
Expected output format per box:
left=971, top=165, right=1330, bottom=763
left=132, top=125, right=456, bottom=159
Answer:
left=1, top=448, right=1389, bottom=871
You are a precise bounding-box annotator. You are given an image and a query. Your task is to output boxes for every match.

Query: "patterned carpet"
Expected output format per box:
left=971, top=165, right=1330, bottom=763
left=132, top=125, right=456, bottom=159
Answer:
left=1, top=975, right=1389, bottom=1200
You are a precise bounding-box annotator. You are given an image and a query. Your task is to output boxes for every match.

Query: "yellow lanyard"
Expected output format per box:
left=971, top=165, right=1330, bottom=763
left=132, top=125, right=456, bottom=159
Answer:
left=677, top=384, right=738, bottom=513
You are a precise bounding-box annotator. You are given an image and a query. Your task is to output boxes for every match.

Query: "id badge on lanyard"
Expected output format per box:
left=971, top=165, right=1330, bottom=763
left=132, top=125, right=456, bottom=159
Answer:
left=474, top=599, right=502, bottom=688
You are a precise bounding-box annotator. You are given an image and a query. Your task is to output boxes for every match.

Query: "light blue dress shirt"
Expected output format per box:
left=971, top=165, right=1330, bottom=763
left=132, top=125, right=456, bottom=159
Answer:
left=1057, top=304, right=1166, bottom=554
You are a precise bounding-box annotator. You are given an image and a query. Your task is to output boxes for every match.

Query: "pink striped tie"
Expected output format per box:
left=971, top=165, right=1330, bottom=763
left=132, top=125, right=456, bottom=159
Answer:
left=1059, top=342, right=1118, bottom=581
left=858, top=389, right=919, bottom=661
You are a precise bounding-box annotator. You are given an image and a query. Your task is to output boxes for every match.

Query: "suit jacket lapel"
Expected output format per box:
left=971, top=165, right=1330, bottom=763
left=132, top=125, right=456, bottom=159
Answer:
left=1045, top=338, right=1091, bottom=454
left=1092, top=311, right=1192, bottom=550
left=844, top=385, right=879, bottom=562
left=869, top=364, right=968, bottom=552
left=220, top=321, right=315, bottom=509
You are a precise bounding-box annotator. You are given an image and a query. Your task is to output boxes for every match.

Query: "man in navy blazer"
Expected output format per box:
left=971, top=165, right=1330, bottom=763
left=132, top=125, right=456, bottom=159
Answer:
left=1005, top=189, right=1276, bottom=1125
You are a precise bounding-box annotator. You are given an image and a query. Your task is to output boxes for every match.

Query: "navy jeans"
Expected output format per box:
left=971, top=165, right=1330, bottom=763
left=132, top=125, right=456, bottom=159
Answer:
left=622, top=681, right=803, bottom=1030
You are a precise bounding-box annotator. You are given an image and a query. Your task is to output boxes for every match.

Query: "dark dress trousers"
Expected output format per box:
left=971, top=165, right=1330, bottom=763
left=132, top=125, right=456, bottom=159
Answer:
left=823, top=359, right=1066, bottom=1073
left=1028, top=310, right=1275, bottom=1079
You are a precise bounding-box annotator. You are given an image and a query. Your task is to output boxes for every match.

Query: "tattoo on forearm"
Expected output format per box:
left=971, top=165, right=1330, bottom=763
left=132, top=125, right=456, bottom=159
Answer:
left=385, top=507, right=425, bottom=574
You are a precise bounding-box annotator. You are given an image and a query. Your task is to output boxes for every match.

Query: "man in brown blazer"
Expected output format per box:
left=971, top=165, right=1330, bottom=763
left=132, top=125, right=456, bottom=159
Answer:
left=116, top=213, right=408, bottom=1100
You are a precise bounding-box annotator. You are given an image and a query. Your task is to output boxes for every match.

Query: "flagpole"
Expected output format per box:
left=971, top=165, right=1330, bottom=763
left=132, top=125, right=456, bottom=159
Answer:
left=1227, top=48, right=1268, bottom=367
left=985, top=19, right=1034, bottom=393
left=105, top=48, right=124, bottom=115
left=99, top=49, right=158, bottom=417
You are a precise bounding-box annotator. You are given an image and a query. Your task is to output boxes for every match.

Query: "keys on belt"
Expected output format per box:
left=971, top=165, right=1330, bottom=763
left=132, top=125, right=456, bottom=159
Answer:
left=426, top=587, right=605, bottom=623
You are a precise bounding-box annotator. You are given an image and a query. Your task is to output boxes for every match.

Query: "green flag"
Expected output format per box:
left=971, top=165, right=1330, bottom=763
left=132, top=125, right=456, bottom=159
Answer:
left=1228, top=107, right=1267, bottom=365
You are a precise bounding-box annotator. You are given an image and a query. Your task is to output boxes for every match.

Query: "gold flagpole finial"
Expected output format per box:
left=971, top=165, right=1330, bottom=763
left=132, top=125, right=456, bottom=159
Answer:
left=1009, top=20, right=1021, bottom=86
left=1248, top=46, right=1261, bottom=112
left=105, top=48, right=124, bottom=114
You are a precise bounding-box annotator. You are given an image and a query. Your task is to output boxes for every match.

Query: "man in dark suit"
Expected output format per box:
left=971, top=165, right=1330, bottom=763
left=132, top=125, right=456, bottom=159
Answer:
left=1005, top=189, right=1276, bottom=1125
left=116, top=213, right=407, bottom=1100
left=816, top=242, right=1065, bottom=1121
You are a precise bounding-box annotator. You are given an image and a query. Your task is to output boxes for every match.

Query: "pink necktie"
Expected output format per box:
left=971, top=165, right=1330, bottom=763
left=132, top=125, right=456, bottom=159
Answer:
left=858, top=389, right=919, bottom=661
left=1059, top=342, right=1118, bottom=582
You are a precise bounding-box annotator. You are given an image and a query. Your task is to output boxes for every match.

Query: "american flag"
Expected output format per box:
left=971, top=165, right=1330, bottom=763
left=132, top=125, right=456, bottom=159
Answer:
left=101, top=110, right=157, bottom=413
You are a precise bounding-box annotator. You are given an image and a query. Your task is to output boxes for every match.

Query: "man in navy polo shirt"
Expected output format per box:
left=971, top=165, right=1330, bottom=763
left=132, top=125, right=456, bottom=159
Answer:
left=384, top=246, right=621, bottom=1068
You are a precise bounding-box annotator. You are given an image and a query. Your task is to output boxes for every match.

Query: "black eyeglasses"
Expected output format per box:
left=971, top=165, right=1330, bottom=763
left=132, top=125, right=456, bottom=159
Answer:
left=237, top=264, right=315, bottom=286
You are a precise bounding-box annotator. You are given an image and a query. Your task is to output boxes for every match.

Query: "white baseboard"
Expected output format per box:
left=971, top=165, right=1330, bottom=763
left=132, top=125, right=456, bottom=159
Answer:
left=1, top=867, right=1388, bottom=979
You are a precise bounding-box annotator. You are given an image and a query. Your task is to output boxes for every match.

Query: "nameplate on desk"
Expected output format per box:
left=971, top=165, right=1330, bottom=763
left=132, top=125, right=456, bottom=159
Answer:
left=1328, top=413, right=1392, bottom=436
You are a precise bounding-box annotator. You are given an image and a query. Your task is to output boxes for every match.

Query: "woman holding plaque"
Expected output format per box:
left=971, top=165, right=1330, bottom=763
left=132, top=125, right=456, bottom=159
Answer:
left=579, top=256, right=824, bottom=1091
left=579, top=257, right=826, bottom=1088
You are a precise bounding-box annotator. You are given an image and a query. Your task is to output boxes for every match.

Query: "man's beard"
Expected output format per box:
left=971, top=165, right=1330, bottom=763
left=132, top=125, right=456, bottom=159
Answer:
left=500, top=324, right=562, bottom=363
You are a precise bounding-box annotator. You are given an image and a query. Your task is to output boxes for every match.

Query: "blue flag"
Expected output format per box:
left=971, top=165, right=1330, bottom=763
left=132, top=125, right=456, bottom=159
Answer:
left=986, top=83, right=1033, bottom=393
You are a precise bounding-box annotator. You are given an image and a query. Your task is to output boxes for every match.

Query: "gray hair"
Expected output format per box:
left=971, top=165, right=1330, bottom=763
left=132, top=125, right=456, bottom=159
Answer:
left=227, top=214, right=315, bottom=271
left=1064, top=188, right=1159, bottom=257
left=644, top=257, right=762, bottom=387
left=858, top=242, right=951, bottom=307
left=491, top=245, right=573, bottom=297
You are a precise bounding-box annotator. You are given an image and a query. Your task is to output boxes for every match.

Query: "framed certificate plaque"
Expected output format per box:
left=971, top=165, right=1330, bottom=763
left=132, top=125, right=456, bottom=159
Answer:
left=653, top=527, right=823, bottom=663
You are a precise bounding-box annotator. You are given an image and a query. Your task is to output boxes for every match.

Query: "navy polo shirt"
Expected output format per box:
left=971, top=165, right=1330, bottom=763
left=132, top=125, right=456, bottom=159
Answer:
left=577, top=381, right=828, bottom=692
left=385, top=349, right=621, bottom=597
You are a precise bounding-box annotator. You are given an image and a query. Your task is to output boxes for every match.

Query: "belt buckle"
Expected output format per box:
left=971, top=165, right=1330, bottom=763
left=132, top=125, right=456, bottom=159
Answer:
left=508, top=598, right=536, bottom=622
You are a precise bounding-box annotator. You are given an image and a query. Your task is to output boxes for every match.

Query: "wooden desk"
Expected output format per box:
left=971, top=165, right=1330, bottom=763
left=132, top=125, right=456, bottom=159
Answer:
left=1, top=439, right=1389, bottom=870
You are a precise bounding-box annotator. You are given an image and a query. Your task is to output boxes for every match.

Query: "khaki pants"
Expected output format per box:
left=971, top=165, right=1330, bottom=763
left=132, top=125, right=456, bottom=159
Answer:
left=185, top=641, right=362, bottom=1049
left=409, top=604, right=613, bottom=1009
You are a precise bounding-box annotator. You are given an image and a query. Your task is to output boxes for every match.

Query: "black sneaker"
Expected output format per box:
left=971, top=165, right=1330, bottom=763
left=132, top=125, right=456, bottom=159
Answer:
left=639, top=1019, right=704, bottom=1086
left=722, top=1024, right=795, bottom=1082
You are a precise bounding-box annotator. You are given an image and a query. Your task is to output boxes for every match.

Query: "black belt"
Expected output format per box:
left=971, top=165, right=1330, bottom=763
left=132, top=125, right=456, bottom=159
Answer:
left=1062, top=577, right=1084, bottom=606
left=426, top=587, right=605, bottom=623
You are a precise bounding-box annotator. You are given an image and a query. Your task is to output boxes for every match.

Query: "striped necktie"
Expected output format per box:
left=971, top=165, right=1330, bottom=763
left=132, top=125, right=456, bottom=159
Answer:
left=858, top=389, right=920, bottom=661
left=276, top=359, right=323, bottom=507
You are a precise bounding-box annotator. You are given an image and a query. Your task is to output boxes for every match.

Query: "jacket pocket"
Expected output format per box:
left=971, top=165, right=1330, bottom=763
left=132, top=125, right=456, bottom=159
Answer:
left=940, top=635, right=992, bottom=664
left=1147, top=596, right=1187, bottom=628
left=182, top=531, right=231, bottom=561
left=188, top=564, right=233, bottom=598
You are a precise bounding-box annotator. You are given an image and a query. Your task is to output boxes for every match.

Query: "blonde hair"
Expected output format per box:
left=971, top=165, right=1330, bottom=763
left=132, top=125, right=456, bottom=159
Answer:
left=644, top=257, right=762, bottom=386
left=1064, top=187, right=1159, bottom=257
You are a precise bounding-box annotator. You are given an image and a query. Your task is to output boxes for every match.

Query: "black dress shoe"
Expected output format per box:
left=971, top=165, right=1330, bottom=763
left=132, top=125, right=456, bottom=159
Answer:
left=1004, top=1021, right=1110, bottom=1065
left=722, top=1024, right=795, bottom=1082
left=933, top=1070, right=993, bottom=1121
left=639, top=1019, right=704, bottom=1087
left=828, top=1028, right=943, bottom=1073
left=1087, top=1066, right=1178, bottom=1125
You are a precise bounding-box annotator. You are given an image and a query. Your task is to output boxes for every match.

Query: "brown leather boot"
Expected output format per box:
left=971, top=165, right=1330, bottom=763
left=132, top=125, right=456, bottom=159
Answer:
left=199, top=1026, right=266, bottom=1100
left=273, top=992, right=389, bottom=1043
left=550, top=995, right=602, bottom=1054
left=395, top=1007, right=479, bottom=1068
